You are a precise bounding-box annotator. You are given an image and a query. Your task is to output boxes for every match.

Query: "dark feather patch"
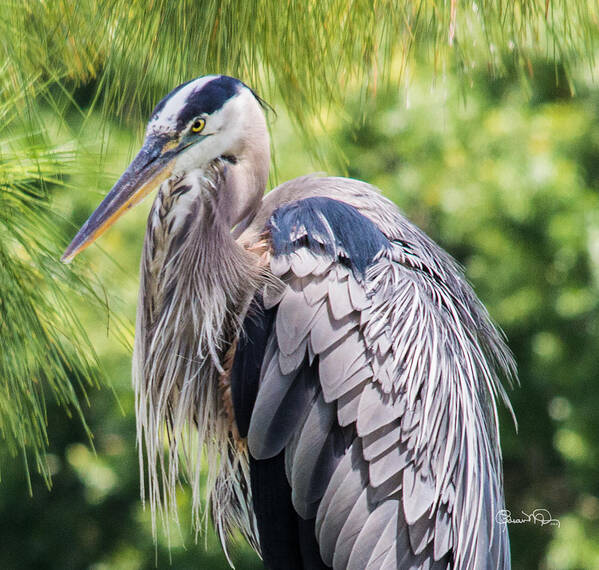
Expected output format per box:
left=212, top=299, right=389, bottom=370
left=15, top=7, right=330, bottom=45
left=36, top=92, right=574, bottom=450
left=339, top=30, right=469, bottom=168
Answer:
left=249, top=452, right=303, bottom=569
left=220, top=154, right=238, bottom=164
left=298, top=517, right=331, bottom=570
left=231, top=295, right=276, bottom=438
left=268, top=197, right=389, bottom=278
left=176, top=76, right=242, bottom=130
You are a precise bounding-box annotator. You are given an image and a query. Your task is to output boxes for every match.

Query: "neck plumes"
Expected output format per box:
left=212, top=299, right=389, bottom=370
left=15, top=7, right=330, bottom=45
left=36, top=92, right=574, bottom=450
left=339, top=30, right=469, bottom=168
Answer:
left=133, top=153, right=265, bottom=534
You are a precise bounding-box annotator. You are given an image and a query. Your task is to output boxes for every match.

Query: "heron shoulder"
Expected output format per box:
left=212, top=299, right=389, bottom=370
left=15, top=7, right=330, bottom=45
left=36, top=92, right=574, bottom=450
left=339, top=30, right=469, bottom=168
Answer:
left=240, top=175, right=462, bottom=285
left=246, top=175, right=390, bottom=235
left=267, top=195, right=390, bottom=278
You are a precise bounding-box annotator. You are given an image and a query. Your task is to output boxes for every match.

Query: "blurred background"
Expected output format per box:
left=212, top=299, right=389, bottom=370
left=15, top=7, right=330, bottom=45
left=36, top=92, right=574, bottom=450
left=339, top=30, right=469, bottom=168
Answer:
left=1, top=2, right=598, bottom=569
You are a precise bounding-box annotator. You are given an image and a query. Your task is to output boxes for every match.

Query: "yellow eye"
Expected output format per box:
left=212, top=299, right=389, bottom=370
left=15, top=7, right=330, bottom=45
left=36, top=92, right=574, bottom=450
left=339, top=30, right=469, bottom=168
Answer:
left=191, top=118, right=205, bottom=133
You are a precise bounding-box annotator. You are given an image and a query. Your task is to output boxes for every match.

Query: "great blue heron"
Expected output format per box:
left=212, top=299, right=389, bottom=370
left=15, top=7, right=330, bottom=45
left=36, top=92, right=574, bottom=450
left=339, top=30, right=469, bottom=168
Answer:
left=63, top=75, right=515, bottom=569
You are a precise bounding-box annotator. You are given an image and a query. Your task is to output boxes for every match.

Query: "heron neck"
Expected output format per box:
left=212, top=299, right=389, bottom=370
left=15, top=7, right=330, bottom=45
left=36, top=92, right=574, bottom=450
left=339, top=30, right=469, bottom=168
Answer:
left=133, top=170, right=262, bottom=530
left=143, top=168, right=258, bottom=326
left=220, top=125, right=270, bottom=235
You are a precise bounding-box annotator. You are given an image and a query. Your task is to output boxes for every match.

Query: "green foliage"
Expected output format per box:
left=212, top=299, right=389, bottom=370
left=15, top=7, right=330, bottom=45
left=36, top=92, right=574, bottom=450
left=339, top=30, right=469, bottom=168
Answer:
left=0, top=96, right=103, bottom=480
left=0, top=381, right=262, bottom=569
left=2, top=1, right=598, bottom=129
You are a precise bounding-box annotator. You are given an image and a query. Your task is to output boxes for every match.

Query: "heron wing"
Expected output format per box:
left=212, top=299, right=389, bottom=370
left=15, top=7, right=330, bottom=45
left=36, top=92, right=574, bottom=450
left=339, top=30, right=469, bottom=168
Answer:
left=232, top=196, right=513, bottom=569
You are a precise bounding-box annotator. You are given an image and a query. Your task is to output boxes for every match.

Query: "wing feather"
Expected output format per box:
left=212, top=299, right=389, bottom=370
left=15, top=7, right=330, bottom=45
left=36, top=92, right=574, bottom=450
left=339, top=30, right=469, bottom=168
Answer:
left=290, top=247, right=321, bottom=277
left=276, top=288, right=325, bottom=355
left=364, top=506, right=399, bottom=569
left=309, top=307, right=357, bottom=354
left=303, top=274, right=331, bottom=306
left=402, top=459, right=437, bottom=525
left=369, top=444, right=411, bottom=488
left=433, top=502, right=453, bottom=560
left=356, top=382, right=406, bottom=436
left=278, top=335, right=308, bottom=375
left=328, top=282, right=356, bottom=320
left=316, top=441, right=368, bottom=565
left=347, top=500, right=399, bottom=570
left=317, top=330, right=368, bottom=402
left=408, top=511, right=435, bottom=555
left=332, top=487, right=372, bottom=569
left=336, top=382, right=366, bottom=427
left=247, top=360, right=317, bottom=460
left=290, top=393, right=342, bottom=518
left=362, top=420, right=401, bottom=461
left=235, top=193, right=513, bottom=569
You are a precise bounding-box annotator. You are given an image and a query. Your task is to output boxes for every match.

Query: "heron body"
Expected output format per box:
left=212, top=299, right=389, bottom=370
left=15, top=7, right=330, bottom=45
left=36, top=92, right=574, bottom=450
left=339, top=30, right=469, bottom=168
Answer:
left=63, top=75, right=515, bottom=569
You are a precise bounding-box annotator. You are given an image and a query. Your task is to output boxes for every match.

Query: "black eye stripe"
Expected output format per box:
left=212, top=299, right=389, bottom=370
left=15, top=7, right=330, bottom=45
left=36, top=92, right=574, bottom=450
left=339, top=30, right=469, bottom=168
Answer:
left=176, top=76, right=241, bottom=131
left=220, top=154, right=237, bottom=164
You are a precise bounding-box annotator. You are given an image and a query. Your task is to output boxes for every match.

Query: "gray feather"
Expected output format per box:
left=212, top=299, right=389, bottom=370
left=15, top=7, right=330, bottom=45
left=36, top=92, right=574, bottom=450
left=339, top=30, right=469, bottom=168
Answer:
left=276, top=288, right=325, bottom=355
left=317, top=329, right=368, bottom=402
left=309, top=307, right=357, bottom=355
left=347, top=500, right=399, bottom=570
left=270, top=253, right=291, bottom=276
left=290, top=247, right=321, bottom=278
left=362, top=419, right=401, bottom=461
left=374, top=331, right=392, bottom=356
left=330, top=365, right=371, bottom=404
left=433, top=503, right=453, bottom=560
left=399, top=400, right=422, bottom=434
left=371, top=350, right=397, bottom=393
left=247, top=362, right=316, bottom=459
left=312, top=254, right=334, bottom=276
left=356, top=382, right=405, bottom=437
left=257, top=328, right=278, bottom=384
left=364, top=504, right=400, bottom=569
left=379, top=547, right=399, bottom=570
left=379, top=509, right=414, bottom=570
left=302, top=274, right=331, bottom=306
left=403, top=460, right=436, bottom=525
left=278, top=336, right=308, bottom=375
left=317, top=442, right=368, bottom=565
left=369, top=445, right=411, bottom=488
left=337, top=382, right=368, bottom=427
left=262, top=280, right=285, bottom=309
left=290, top=393, right=339, bottom=518
left=347, top=275, right=370, bottom=311
left=328, top=285, right=356, bottom=320
left=332, top=487, right=372, bottom=570
left=442, top=483, right=456, bottom=513
left=315, top=442, right=354, bottom=536
left=285, top=426, right=302, bottom=484
left=408, top=511, right=435, bottom=555
left=368, top=471, right=402, bottom=503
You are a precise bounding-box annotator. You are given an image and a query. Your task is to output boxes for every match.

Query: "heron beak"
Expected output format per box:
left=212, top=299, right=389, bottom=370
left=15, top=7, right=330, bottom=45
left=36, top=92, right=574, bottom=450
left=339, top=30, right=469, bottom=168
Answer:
left=61, top=140, right=176, bottom=263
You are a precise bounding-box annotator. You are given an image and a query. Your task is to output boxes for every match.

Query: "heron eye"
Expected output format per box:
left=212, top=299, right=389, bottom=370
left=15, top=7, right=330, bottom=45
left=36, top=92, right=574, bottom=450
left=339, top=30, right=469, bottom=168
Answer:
left=191, top=118, right=206, bottom=133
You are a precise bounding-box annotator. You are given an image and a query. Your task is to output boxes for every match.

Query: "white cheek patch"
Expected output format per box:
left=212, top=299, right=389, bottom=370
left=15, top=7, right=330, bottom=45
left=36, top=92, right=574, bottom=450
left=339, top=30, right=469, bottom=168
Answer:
left=172, top=145, right=210, bottom=176
left=170, top=94, right=249, bottom=175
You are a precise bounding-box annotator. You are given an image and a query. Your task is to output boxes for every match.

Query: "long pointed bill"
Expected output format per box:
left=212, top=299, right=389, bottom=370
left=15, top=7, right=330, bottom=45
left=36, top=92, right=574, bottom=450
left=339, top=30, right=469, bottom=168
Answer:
left=61, top=140, right=176, bottom=263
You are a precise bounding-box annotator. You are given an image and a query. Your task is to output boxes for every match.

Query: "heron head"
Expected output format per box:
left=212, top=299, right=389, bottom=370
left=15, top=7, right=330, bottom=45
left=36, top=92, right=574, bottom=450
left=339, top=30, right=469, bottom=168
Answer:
left=62, top=75, right=269, bottom=262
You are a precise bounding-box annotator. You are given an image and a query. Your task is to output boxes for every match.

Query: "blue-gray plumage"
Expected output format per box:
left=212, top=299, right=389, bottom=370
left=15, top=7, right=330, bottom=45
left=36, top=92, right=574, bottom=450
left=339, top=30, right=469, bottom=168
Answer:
left=62, top=75, right=516, bottom=569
